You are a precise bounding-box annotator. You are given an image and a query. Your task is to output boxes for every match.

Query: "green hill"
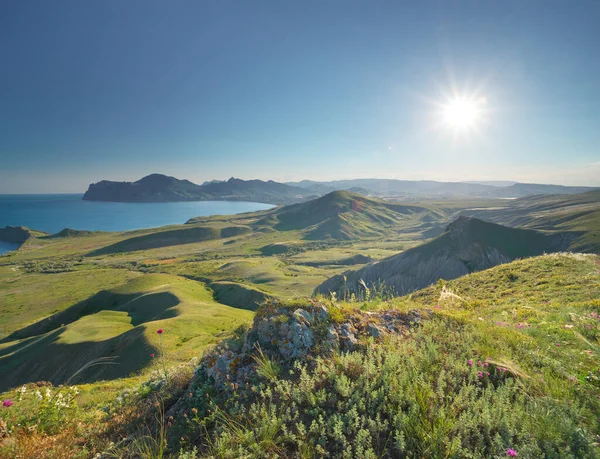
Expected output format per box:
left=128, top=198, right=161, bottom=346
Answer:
left=462, top=189, right=600, bottom=252
left=315, top=216, right=574, bottom=298
left=87, top=224, right=252, bottom=255
left=0, top=274, right=252, bottom=392
left=255, top=190, right=443, bottom=240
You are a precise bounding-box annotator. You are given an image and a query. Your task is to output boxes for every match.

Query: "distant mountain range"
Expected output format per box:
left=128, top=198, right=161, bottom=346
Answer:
left=83, top=174, right=315, bottom=205
left=83, top=174, right=598, bottom=205
left=286, top=179, right=597, bottom=199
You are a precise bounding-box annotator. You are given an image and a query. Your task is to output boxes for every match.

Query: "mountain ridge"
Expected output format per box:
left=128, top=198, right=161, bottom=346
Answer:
left=314, top=216, right=576, bottom=298
left=83, top=174, right=313, bottom=205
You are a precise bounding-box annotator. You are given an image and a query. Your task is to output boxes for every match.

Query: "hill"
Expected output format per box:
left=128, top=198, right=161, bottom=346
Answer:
left=83, top=174, right=314, bottom=205
left=315, top=216, right=575, bottom=297
left=251, top=190, right=443, bottom=240
left=0, top=274, right=252, bottom=392
left=135, top=254, right=600, bottom=458
left=461, top=189, right=600, bottom=252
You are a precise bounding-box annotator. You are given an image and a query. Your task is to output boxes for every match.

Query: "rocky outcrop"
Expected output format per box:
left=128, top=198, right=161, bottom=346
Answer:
left=201, top=301, right=426, bottom=387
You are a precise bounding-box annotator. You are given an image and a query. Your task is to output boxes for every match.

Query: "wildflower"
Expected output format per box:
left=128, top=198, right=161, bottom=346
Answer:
left=483, top=362, right=489, bottom=367
left=477, top=360, right=482, bottom=366
left=467, top=359, right=473, bottom=366
left=477, top=371, right=483, bottom=378
left=507, top=448, right=518, bottom=457
left=2, top=399, right=13, bottom=408
left=555, top=343, right=561, bottom=347
left=150, top=353, right=155, bottom=358
left=157, top=329, right=164, bottom=334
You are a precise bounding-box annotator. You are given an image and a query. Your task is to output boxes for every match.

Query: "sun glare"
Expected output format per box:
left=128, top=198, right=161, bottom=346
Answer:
left=441, top=96, right=485, bottom=130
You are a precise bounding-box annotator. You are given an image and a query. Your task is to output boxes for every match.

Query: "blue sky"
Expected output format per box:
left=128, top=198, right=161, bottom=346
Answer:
left=1, top=0, right=599, bottom=192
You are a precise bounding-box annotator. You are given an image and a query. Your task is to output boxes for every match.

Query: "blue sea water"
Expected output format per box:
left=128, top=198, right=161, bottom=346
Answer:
left=0, top=194, right=274, bottom=255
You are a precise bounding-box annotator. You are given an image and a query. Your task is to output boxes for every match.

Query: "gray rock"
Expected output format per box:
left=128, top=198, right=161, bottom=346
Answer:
left=366, top=323, right=385, bottom=338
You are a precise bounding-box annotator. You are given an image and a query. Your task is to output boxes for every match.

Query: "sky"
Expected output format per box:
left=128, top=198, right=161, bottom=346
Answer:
left=1, top=0, right=599, bottom=193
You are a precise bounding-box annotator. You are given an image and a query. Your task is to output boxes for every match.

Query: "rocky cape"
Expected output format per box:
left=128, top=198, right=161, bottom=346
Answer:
left=83, top=174, right=316, bottom=205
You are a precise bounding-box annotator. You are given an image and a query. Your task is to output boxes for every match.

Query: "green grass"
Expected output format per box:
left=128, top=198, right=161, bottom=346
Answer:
left=0, top=267, right=141, bottom=339
left=171, top=253, right=600, bottom=458
left=0, top=274, right=252, bottom=392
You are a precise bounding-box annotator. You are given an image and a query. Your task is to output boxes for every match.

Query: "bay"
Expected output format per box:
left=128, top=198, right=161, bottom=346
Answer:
left=0, top=194, right=274, bottom=255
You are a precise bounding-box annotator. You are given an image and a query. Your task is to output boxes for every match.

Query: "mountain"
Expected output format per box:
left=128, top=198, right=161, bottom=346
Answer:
left=83, top=174, right=313, bottom=205
left=286, top=178, right=598, bottom=199
left=314, top=216, right=575, bottom=298
left=197, top=177, right=315, bottom=204
left=460, top=189, right=600, bottom=252
left=249, top=190, right=442, bottom=240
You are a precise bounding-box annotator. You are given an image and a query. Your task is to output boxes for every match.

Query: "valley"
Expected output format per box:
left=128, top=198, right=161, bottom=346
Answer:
left=1, top=189, right=599, bottom=457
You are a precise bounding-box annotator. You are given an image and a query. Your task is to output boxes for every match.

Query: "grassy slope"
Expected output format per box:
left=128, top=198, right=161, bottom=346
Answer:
left=315, top=216, right=570, bottom=298
left=0, top=267, right=141, bottom=339
left=462, top=190, right=600, bottom=252
left=386, top=253, right=600, bottom=386
left=0, top=274, right=252, bottom=392
left=172, top=253, right=600, bottom=458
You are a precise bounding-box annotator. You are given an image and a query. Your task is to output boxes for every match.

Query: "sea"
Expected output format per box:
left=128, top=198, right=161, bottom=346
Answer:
left=0, top=194, right=274, bottom=255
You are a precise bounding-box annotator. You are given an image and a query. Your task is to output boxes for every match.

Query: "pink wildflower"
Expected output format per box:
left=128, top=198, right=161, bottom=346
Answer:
left=157, top=329, right=164, bottom=335
left=468, top=359, right=473, bottom=366
left=507, top=448, right=518, bottom=457
left=150, top=353, right=155, bottom=358
left=477, top=371, right=483, bottom=378
left=483, top=362, right=489, bottom=367
left=2, top=399, right=13, bottom=408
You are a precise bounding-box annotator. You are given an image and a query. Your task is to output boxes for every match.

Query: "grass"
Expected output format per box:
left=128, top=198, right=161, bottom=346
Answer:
left=0, top=274, right=253, bottom=392
left=1, top=192, right=599, bottom=456
left=0, top=267, right=141, bottom=339
left=167, top=253, right=600, bottom=458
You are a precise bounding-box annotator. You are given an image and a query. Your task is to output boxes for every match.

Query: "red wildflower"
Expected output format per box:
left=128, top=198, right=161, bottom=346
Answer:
left=157, top=329, right=164, bottom=334
left=2, top=399, right=13, bottom=408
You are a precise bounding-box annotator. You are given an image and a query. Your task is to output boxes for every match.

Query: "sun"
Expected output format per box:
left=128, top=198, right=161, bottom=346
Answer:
left=441, top=96, right=484, bottom=130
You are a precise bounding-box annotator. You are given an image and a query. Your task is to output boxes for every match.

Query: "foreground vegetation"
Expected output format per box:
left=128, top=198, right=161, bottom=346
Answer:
left=1, top=253, right=598, bottom=457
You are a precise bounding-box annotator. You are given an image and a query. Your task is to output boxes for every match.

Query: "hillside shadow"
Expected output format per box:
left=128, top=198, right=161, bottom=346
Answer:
left=0, top=326, right=157, bottom=392
left=0, top=289, right=179, bottom=344
left=86, top=225, right=250, bottom=256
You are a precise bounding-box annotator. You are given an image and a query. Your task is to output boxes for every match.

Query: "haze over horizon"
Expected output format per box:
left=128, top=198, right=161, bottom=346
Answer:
left=1, top=1, right=599, bottom=193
